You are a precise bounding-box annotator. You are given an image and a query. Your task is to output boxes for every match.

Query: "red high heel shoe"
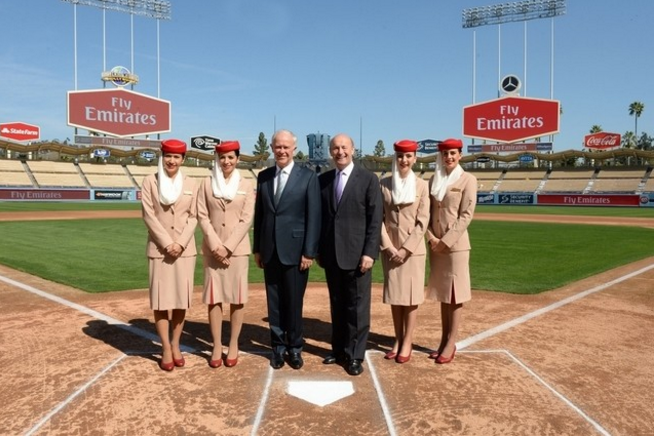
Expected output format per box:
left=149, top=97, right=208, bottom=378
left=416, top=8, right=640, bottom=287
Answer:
left=173, top=356, right=185, bottom=367
left=435, top=346, right=456, bottom=364
left=209, top=357, right=223, bottom=368
left=384, top=351, right=398, bottom=360
left=395, top=351, right=412, bottom=364
left=428, top=349, right=442, bottom=360
left=159, top=360, right=174, bottom=371
left=224, top=356, right=239, bottom=367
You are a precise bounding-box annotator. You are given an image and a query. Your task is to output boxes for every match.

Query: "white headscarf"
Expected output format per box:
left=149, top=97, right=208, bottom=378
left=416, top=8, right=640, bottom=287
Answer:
left=391, top=159, right=416, bottom=205
left=157, top=157, right=184, bottom=205
left=211, top=154, right=241, bottom=200
left=430, top=155, right=463, bottom=202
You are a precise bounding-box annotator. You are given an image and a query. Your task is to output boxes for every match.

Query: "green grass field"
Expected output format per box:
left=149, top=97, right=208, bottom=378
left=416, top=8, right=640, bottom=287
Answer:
left=0, top=203, right=651, bottom=294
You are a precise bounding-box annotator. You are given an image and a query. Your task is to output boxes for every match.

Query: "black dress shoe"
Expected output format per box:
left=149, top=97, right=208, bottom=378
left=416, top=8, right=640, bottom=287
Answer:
left=270, top=353, right=285, bottom=369
left=323, top=354, right=337, bottom=365
left=288, top=352, right=304, bottom=369
left=323, top=354, right=346, bottom=365
left=346, top=359, right=364, bottom=376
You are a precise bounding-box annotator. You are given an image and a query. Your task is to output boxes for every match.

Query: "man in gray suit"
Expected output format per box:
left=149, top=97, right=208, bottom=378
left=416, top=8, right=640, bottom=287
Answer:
left=317, top=133, right=383, bottom=376
left=253, top=129, right=321, bottom=370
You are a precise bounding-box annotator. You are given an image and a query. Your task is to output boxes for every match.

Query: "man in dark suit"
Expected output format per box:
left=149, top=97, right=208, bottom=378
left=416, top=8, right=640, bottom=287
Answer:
left=253, top=129, right=321, bottom=370
left=318, top=133, right=383, bottom=376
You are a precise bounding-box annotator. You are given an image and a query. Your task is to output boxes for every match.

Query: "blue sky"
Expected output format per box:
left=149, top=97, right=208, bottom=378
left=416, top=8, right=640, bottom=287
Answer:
left=0, top=0, right=652, bottom=156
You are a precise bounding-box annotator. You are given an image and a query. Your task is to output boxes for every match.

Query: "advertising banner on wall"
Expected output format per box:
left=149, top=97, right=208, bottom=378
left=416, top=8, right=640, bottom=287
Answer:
left=537, top=194, right=641, bottom=206
left=92, top=190, right=135, bottom=201
left=0, top=189, right=89, bottom=201
left=498, top=193, right=535, bottom=204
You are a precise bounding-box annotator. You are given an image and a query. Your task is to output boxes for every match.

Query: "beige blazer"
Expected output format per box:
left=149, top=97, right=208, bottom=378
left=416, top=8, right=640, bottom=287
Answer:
left=426, top=172, right=477, bottom=251
left=197, top=175, right=254, bottom=257
left=141, top=173, right=198, bottom=258
left=380, top=176, right=429, bottom=256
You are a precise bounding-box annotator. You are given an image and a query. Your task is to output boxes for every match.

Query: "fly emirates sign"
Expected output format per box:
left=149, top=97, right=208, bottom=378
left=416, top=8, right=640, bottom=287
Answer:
left=67, top=88, right=171, bottom=137
left=463, top=96, right=560, bottom=143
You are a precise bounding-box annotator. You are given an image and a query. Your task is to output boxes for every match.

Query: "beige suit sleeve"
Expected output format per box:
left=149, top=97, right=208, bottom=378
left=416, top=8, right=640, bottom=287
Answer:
left=176, top=177, right=198, bottom=250
left=141, top=175, right=174, bottom=250
left=425, top=176, right=438, bottom=243
left=440, top=174, right=477, bottom=249
left=197, top=178, right=224, bottom=251
left=380, top=180, right=394, bottom=251
left=400, top=179, right=430, bottom=254
left=223, top=179, right=255, bottom=253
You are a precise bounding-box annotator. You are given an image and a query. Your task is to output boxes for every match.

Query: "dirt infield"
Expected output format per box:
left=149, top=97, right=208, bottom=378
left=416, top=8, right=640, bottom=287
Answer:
left=0, top=211, right=652, bottom=436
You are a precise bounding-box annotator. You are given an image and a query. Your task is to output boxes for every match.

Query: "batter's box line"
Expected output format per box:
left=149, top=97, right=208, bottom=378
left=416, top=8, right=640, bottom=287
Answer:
left=466, top=349, right=610, bottom=436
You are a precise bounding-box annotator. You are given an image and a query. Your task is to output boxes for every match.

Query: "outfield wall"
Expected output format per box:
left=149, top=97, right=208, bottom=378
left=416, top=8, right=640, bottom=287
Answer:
left=0, top=188, right=653, bottom=207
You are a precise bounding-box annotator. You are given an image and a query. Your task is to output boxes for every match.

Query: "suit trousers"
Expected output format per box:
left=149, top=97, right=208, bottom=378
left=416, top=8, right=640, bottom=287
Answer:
left=263, top=252, right=308, bottom=355
left=324, top=264, right=372, bottom=361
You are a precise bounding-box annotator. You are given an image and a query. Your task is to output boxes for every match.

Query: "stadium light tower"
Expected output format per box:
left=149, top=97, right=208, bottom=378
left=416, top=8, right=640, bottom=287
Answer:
left=462, top=0, right=565, bottom=102
left=61, top=0, right=171, bottom=96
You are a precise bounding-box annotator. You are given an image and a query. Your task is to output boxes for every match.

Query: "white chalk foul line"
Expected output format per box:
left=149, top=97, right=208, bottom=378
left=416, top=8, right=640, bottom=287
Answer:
left=0, top=274, right=160, bottom=344
left=463, top=350, right=611, bottom=436
left=24, top=353, right=127, bottom=436
left=457, top=264, right=653, bottom=350
left=366, top=351, right=397, bottom=436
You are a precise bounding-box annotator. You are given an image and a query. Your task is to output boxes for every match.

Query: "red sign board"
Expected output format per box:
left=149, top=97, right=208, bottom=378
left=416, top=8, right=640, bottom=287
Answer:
left=463, top=96, right=560, bottom=143
left=67, top=88, right=171, bottom=138
left=537, top=194, right=640, bottom=207
left=584, top=132, right=621, bottom=149
left=0, top=122, right=40, bottom=141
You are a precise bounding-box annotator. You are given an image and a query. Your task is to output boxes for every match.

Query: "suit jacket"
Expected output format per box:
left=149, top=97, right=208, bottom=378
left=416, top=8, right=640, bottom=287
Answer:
left=197, top=175, right=254, bottom=257
left=253, top=164, right=321, bottom=265
left=141, top=173, right=198, bottom=258
left=426, top=172, right=477, bottom=252
left=318, top=165, right=383, bottom=270
left=380, top=175, right=429, bottom=257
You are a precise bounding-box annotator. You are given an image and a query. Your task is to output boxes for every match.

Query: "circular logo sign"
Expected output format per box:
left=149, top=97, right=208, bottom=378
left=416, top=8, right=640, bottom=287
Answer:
left=102, top=66, right=139, bottom=87
left=501, top=74, right=521, bottom=94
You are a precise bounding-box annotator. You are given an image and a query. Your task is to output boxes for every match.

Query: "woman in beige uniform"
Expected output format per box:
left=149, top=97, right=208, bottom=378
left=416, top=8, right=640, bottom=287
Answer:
left=380, top=140, right=430, bottom=363
left=197, top=140, right=254, bottom=368
left=141, top=139, right=198, bottom=371
left=426, top=138, right=477, bottom=364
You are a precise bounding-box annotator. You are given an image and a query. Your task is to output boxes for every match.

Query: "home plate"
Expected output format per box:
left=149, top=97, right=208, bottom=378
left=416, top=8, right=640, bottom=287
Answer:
left=287, top=381, right=355, bottom=407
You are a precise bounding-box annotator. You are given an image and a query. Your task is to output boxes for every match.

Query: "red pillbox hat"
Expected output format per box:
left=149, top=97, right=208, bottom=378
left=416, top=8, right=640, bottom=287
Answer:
left=161, top=139, right=187, bottom=154
left=393, top=139, right=418, bottom=153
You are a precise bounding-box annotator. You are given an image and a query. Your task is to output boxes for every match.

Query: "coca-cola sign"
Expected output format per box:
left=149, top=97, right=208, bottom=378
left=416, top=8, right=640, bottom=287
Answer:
left=67, top=88, right=171, bottom=137
left=463, top=96, right=560, bottom=143
left=584, top=132, right=621, bottom=149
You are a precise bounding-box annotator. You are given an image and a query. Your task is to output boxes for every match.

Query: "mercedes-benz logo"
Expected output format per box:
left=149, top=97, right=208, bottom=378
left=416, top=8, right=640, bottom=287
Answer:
left=501, top=74, right=521, bottom=94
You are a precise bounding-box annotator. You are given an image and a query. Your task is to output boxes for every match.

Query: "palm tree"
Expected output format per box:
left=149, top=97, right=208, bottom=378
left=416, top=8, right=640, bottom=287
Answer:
left=628, top=102, right=645, bottom=140
left=590, top=125, right=602, bottom=133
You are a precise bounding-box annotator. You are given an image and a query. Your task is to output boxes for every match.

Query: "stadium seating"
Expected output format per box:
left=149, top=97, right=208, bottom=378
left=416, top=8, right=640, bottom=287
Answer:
left=0, top=160, right=32, bottom=186
left=542, top=168, right=595, bottom=192
left=496, top=169, right=545, bottom=192
left=26, top=161, right=86, bottom=188
left=78, top=163, right=135, bottom=188
left=590, top=168, right=647, bottom=193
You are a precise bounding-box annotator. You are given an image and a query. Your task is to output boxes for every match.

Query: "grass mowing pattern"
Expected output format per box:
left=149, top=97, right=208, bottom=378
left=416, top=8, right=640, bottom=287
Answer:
left=0, top=218, right=651, bottom=294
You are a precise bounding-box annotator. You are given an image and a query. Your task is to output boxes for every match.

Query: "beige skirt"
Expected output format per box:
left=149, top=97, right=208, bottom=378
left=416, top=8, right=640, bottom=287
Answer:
left=382, top=254, right=426, bottom=306
left=148, top=256, right=196, bottom=310
left=202, top=255, right=249, bottom=305
left=427, top=250, right=471, bottom=304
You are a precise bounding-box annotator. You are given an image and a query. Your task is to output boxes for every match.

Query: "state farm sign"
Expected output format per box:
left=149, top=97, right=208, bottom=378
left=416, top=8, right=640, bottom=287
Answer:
left=67, top=88, right=171, bottom=138
left=463, top=96, right=560, bottom=143
left=0, top=122, right=40, bottom=141
left=584, top=132, right=621, bottom=149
